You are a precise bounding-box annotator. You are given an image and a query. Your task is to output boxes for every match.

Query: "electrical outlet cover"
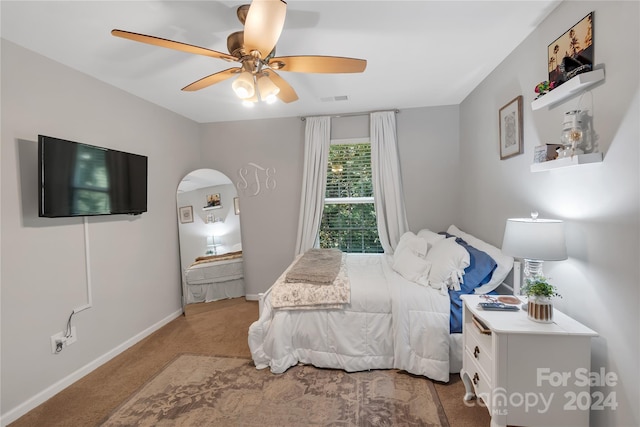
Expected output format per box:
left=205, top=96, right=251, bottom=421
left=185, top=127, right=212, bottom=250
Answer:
left=50, top=326, right=77, bottom=354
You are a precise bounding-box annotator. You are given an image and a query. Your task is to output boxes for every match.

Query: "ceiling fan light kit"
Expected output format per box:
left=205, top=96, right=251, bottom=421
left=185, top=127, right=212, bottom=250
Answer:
left=232, top=71, right=256, bottom=99
left=256, top=74, right=280, bottom=102
left=111, top=0, right=366, bottom=105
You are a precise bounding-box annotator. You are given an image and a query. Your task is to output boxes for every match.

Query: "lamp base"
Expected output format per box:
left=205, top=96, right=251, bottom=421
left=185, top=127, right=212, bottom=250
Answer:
left=523, top=259, right=544, bottom=278
left=521, top=259, right=545, bottom=300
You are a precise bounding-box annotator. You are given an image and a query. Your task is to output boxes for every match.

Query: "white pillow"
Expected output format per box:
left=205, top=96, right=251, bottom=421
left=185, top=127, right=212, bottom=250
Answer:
left=447, top=225, right=514, bottom=294
left=417, top=228, right=446, bottom=250
left=425, top=237, right=470, bottom=291
left=394, top=231, right=428, bottom=261
left=392, top=248, right=432, bottom=286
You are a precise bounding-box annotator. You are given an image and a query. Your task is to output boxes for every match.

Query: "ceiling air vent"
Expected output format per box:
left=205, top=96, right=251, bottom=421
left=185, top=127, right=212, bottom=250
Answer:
left=320, top=95, right=349, bottom=102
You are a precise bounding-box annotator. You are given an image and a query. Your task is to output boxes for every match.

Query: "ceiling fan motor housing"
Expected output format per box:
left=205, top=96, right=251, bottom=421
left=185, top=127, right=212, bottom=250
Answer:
left=227, top=31, right=245, bottom=58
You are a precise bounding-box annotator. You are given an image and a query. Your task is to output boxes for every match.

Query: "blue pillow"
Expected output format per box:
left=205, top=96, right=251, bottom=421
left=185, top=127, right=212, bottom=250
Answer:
left=456, top=239, right=497, bottom=293
left=439, top=232, right=497, bottom=292
left=439, top=232, right=497, bottom=333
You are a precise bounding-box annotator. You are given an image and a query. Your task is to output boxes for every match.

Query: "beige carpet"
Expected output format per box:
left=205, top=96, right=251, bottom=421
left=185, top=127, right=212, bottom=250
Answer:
left=100, top=354, right=449, bottom=427
left=11, top=299, right=489, bottom=427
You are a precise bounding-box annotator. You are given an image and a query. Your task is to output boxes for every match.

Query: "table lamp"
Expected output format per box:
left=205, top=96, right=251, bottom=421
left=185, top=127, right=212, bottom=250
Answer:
left=501, top=212, right=567, bottom=292
left=206, top=235, right=221, bottom=256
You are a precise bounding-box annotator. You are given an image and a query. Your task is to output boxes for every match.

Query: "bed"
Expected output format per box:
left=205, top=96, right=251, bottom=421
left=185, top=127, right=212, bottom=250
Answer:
left=248, top=226, right=514, bottom=383
left=184, top=251, right=245, bottom=304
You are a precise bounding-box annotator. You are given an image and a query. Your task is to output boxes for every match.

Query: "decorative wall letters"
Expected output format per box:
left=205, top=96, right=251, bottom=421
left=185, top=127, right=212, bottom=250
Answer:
left=237, top=163, right=276, bottom=197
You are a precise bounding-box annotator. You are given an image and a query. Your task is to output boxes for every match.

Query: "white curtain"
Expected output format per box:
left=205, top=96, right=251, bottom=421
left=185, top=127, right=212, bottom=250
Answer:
left=294, top=116, right=331, bottom=255
left=370, top=111, right=409, bottom=254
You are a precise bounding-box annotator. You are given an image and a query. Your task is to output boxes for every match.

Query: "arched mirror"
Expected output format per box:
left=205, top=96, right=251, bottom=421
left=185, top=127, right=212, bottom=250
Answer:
left=177, top=169, right=244, bottom=315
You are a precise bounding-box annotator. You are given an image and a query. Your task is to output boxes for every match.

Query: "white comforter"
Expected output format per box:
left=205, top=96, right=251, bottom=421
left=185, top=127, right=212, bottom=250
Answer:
left=248, top=254, right=451, bottom=382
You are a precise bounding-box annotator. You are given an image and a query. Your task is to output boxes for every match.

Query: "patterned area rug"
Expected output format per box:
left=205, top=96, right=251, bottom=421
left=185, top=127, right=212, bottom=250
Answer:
left=101, top=354, right=449, bottom=426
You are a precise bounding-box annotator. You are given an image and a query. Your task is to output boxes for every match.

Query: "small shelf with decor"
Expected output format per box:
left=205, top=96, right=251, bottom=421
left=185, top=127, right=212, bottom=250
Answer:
left=202, top=205, right=222, bottom=211
left=530, top=152, right=603, bottom=172
left=531, top=69, right=605, bottom=111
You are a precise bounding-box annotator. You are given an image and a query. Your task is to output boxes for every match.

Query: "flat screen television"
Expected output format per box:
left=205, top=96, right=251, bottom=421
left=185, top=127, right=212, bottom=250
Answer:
left=38, top=135, right=148, bottom=217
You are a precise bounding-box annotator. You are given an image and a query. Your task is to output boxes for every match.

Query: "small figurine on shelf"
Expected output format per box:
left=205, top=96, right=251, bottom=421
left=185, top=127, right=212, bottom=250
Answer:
left=534, top=80, right=556, bottom=99
left=559, top=110, right=586, bottom=158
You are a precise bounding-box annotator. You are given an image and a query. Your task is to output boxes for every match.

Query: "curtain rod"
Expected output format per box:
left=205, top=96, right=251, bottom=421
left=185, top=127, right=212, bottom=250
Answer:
left=300, top=109, right=399, bottom=121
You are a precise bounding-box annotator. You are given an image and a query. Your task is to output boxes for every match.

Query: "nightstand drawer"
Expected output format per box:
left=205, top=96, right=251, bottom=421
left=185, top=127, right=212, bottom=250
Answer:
left=466, top=315, right=492, bottom=352
left=462, top=359, right=493, bottom=412
left=465, top=320, right=493, bottom=378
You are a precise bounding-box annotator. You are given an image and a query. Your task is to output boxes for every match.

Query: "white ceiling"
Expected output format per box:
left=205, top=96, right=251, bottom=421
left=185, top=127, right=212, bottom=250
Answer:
left=1, top=1, right=560, bottom=124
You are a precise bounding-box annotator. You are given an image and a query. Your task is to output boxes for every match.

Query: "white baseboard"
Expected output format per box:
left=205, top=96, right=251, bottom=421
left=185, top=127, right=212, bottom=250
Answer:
left=0, top=309, right=183, bottom=427
left=245, top=293, right=260, bottom=301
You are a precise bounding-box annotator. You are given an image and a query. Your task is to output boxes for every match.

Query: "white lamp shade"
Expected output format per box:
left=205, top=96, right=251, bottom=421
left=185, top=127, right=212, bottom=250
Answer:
left=502, top=218, right=567, bottom=261
left=256, top=74, right=280, bottom=101
left=232, top=72, right=255, bottom=99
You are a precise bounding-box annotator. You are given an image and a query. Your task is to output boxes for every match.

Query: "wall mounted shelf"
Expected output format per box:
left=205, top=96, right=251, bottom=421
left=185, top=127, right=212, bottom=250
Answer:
left=531, top=69, right=605, bottom=110
left=530, top=152, right=603, bottom=172
left=202, top=205, right=222, bottom=211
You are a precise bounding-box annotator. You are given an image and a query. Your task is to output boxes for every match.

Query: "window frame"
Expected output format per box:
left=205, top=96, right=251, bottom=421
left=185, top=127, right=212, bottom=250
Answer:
left=319, top=137, right=381, bottom=253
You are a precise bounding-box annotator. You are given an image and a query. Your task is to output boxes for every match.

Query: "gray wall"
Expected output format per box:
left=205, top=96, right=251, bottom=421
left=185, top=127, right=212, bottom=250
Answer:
left=1, top=40, right=201, bottom=418
left=458, top=2, right=639, bottom=426
left=397, top=106, right=460, bottom=232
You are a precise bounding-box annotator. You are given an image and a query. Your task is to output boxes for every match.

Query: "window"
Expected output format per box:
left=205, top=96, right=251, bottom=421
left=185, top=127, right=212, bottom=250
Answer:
left=72, top=144, right=111, bottom=214
left=319, top=140, right=383, bottom=253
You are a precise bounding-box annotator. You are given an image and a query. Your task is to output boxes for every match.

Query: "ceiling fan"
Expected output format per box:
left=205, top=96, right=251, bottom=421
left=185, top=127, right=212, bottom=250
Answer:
left=111, top=0, right=367, bottom=105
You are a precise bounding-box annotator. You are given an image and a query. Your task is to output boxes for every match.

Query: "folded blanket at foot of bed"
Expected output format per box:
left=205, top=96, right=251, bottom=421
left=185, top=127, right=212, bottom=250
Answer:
left=284, top=248, right=342, bottom=285
left=270, top=253, right=350, bottom=310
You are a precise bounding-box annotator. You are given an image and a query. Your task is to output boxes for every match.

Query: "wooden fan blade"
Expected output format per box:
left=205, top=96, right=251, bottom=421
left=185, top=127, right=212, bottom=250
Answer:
left=111, top=29, right=238, bottom=62
left=243, top=0, right=286, bottom=59
left=265, top=70, right=298, bottom=103
left=269, top=56, right=367, bottom=73
left=182, top=68, right=241, bottom=92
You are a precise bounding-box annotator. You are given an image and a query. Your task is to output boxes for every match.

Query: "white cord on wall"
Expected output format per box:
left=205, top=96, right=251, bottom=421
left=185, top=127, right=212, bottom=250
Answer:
left=74, top=216, right=93, bottom=314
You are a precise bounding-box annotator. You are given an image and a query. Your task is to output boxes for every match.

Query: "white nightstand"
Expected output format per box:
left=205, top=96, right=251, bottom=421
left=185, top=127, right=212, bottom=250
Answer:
left=460, top=295, right=598, bottom=427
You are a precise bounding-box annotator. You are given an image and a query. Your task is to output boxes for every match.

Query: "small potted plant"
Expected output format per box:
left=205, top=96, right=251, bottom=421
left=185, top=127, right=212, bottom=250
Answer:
left=522, top=275, right=561, bottom=323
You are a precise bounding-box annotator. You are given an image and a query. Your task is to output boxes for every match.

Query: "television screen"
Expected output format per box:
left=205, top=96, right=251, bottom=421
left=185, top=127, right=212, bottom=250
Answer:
left=38, top=135, right=148, bottom=217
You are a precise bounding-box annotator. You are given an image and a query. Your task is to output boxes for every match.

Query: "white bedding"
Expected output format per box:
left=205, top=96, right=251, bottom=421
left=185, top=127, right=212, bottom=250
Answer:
left=248, top=253, right=454, bottom=382
left=184, top=257, right=245, bottom=303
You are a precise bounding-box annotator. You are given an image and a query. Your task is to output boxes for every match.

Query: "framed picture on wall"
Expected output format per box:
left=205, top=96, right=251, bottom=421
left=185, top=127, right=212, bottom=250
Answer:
left=206, top=193, right=221, bottom=208
left=548, top=12, right=594, bottom=86
left=533, top=145, right=548, bottom=163
left=234, top=197, right=240, bottom=215
left=498, top=95, right=523, bottom=160
left=179, top=206, right=193, bottom=224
